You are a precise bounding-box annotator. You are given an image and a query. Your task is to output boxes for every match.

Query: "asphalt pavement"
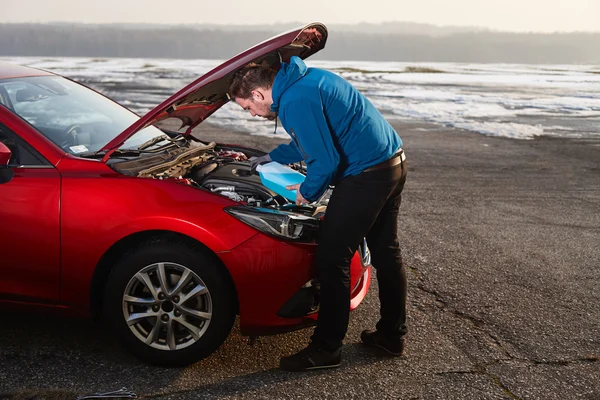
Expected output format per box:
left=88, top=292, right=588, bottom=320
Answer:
left=1, top=121, right=598, bottom=399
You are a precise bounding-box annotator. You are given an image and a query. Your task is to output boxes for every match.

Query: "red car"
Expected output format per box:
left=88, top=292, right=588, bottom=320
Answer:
left=0, top=23, right=371, bottom=366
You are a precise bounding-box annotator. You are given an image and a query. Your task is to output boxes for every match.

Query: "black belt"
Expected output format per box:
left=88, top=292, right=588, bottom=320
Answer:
left=364, top=149, right=405, bottom=172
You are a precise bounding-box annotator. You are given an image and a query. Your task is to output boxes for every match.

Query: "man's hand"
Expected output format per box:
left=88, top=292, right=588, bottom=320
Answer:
left=286, top=184, right=309, bottom=206
left=249, top=154, right=271, bottom=172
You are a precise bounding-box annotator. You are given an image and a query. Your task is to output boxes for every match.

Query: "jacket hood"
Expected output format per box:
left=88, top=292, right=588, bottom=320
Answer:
left=271, top=56, right=308, bottom=113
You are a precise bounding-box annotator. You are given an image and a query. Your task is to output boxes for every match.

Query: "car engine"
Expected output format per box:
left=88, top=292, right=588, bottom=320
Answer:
left=110, top=141, right=328, bottom=216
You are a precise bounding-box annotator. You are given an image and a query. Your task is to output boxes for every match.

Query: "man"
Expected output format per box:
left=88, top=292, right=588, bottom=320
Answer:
left=229, top=55, right=408, bottom=372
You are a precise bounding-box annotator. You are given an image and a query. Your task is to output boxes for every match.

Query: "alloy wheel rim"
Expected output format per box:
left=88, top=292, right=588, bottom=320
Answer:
left=122, top=262, right=212, bottom=351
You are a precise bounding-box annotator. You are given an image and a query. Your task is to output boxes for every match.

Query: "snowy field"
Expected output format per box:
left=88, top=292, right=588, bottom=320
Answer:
left=2, top=57, right=599, bottom=140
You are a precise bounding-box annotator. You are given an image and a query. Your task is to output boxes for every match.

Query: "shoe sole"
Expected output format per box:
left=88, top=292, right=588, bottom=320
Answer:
left=305, top=362, right=341, bottom=371
left=362, top=342, right=404, bottom=357
left=281, top=362, right=341, bottom=372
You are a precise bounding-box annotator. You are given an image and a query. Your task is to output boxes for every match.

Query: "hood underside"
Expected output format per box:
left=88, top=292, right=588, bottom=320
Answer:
left=101, top=23, right=327, bottom=157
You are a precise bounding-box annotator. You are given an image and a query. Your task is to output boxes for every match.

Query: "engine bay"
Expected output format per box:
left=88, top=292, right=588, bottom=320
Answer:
left=110, top=141, right=328, bottom=217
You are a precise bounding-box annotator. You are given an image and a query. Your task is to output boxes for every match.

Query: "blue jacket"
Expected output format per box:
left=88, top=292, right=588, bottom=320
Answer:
left=269, top=56, right=403, bottom=202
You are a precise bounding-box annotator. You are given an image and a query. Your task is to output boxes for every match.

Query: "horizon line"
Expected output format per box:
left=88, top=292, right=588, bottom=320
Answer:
left=1, top=20, right=599, bottom=35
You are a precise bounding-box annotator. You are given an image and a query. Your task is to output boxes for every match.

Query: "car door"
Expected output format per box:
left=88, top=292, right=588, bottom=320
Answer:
left=0, top=123, right=61, bottom=303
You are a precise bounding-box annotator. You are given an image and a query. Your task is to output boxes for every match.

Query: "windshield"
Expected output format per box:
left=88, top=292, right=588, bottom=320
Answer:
left=0, top=75, right=164, bottom=154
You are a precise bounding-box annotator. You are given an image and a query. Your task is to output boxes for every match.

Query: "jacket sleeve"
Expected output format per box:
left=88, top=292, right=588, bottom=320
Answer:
left=283, top=97, right=340, bottom=202
left=269, top=141, right=304, bottom=164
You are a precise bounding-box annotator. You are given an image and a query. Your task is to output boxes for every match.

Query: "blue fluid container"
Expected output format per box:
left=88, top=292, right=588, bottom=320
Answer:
left=256, top=162, right=306, bottom=202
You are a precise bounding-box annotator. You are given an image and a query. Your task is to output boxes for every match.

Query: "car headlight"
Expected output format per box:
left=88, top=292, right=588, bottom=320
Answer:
left=225, top=206, right=320, bottom=243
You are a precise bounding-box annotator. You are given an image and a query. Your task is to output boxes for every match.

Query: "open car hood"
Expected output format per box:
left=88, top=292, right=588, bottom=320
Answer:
left=100, top=22, right=328, bottom=157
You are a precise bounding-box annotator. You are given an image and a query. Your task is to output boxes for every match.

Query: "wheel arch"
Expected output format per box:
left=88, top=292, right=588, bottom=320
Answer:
left=89, top=230, right=239, bottom=320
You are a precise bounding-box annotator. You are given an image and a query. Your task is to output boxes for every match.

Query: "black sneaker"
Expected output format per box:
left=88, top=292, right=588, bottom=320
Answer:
left=280, top=344, right=342, bottom=372
left=361, top=330, right=405, bottom=356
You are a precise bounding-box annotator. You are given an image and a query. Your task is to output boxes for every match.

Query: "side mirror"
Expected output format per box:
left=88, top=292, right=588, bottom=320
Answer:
left=0, top=142, right=14, bottom=184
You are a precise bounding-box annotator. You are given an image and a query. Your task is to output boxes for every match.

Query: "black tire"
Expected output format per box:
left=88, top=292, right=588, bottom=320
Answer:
left=103, top=238, right=236, bottom=366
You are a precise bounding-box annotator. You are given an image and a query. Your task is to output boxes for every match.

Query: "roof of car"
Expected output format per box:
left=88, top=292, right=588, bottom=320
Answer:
left=0, top=62, right=53, bottom=80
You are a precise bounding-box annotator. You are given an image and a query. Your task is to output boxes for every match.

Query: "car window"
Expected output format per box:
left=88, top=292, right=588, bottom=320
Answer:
left=0, top=76, right=165, bottom=155
left=0, top=85, right=12, bottom=109
left=0, top=124, right=49, bottom=167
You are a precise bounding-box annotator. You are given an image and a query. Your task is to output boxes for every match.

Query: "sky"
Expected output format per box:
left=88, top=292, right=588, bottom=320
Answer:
left=2, top=0, right=599, bottom=33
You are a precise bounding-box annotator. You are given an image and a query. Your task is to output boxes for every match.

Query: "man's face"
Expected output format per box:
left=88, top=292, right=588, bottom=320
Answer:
left=235, top=88, right=277, bottom=121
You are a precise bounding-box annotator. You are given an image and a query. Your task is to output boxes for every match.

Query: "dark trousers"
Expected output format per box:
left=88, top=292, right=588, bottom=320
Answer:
left=311, top=157, right=408, bottom=351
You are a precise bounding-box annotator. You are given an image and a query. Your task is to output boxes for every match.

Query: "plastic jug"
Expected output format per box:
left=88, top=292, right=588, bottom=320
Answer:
left=256, top=162, right=306, bottom=202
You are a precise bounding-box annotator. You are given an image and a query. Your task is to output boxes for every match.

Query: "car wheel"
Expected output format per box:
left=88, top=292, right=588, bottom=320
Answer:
left=103, top=238, right=236, bottom=366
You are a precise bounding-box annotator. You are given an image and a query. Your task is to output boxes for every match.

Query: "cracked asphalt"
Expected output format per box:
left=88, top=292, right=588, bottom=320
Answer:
left=1, top=121, right=599, bottom=399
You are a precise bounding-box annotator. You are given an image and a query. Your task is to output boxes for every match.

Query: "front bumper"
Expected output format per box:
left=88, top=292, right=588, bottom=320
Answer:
left=217, top=233, right=371, bottom=336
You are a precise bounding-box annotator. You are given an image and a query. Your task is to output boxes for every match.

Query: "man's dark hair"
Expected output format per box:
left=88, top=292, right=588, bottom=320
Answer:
left=229, top=64, right=278, bottom=100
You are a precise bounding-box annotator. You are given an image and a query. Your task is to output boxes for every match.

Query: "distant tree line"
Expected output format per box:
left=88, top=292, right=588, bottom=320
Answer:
left=1, top=24, right=599, bottom=64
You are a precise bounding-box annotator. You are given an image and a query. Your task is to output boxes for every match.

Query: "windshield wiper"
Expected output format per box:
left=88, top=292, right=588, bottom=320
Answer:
left=138, top=133, right=186, bottom=150
left=77, top=148, right=152, bottom=158
left=76, top=150, right=106, bottom=158
left=138, top=134, right=171, bottom=151
left=77, top=133, right=185, bottom=159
